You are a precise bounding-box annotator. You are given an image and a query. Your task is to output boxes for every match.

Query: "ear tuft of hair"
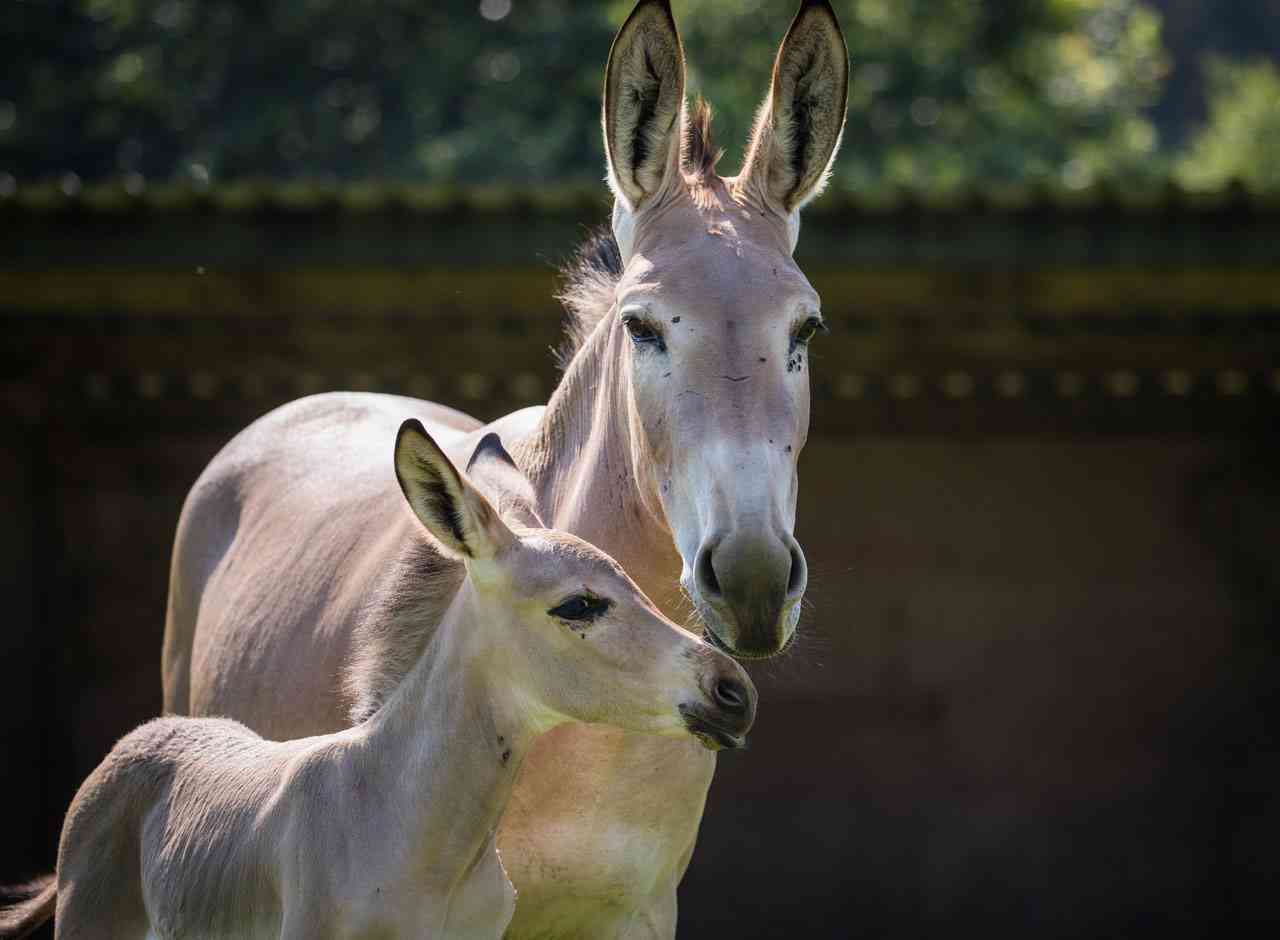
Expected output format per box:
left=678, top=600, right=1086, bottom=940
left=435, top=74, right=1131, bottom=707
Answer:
left=684, top=96, right=723, bottom=180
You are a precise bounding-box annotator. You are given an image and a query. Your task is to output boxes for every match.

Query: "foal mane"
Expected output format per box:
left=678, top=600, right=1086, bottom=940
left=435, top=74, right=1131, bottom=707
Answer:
left=554, top=98, right=722, bottom=368
left=345, top=536, right=466, bottom=724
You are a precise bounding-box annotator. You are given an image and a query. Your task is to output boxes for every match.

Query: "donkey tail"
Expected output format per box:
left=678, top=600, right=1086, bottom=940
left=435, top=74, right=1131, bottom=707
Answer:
left=0, top=875, right=56, bottom=939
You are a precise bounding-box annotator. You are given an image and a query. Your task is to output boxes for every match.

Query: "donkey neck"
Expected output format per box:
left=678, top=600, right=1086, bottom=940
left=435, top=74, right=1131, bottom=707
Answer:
left=353, top=580, right=539, bottom=879
left=515, top=319, right=683, bottom=611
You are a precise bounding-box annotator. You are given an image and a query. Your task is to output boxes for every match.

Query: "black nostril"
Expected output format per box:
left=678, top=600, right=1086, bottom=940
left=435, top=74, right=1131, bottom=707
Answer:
left=713, top=677, right=748, bottom=715
left=786, top=541, right=806, bottom=596
left=696, top=544, right=722, bottom=598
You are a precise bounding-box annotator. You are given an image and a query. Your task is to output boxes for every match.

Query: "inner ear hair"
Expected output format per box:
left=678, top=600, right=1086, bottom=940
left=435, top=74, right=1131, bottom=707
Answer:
left=395, top=420, right=474, bottom=558
left=604, top=0, right=686, bottom=209
left=741, top=0, right=849, bottom=213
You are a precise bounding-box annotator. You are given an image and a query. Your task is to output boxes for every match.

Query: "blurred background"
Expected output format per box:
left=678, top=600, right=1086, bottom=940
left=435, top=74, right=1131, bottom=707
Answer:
left=2, top=1, right=1278, bottom=936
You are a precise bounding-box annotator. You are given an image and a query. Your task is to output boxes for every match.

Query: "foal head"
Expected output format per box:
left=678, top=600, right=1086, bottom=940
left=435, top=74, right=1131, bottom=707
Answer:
left=573, top=0, right=848, bottom=658
left=394, top=420, right=756, bottom=750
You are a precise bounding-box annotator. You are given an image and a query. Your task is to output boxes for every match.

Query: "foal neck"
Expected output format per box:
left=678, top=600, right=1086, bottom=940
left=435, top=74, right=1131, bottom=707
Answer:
left=354, top=580, right=540, bottom=869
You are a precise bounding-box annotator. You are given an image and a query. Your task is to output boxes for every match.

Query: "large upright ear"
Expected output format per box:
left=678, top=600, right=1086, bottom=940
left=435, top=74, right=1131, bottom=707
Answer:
left=394, top=420, right=515, bottom=561
left=739, top=0, right=849, bottom=214
left=466, top=432, right=544, bottom=528
left=603, top=0, right=686, bottom=210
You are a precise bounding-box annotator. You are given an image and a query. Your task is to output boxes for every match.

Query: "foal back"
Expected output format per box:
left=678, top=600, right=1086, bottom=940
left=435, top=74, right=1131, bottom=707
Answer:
left=56, top=717, right=289, bottom=940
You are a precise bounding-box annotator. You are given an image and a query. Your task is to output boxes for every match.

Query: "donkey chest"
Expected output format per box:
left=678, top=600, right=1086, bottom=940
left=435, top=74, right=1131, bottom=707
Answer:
left=498, top=725, right=715, bottom=937
left=441, top=837, right=518, bottom=939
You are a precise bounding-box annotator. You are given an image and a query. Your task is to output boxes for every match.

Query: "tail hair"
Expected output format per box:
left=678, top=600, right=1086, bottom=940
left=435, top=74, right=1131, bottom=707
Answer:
left=0, top=875, right=56, bottom=939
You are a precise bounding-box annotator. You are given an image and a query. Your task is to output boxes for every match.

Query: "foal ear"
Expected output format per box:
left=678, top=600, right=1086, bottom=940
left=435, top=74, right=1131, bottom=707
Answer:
left=466, top=432, right=544, bottom=528
left=394, top=420, right=515, bottom=562
left=739, top=0, right=849, bottom=214
left=603, top=0, right=686, bottom=210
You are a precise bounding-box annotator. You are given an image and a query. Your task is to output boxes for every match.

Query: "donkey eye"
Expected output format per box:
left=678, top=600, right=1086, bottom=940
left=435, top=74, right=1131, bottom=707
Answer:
left=793, top=316, right=828, bottom=347
left=548, top=594, right=613, bottom=623
left=621, top=313, right=666, bottom=351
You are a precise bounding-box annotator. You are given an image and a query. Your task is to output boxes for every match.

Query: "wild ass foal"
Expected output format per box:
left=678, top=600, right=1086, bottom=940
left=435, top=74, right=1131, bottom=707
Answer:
left=161, top=2, right=848, bottom=935
left=0, top=423, right=755, bottom=940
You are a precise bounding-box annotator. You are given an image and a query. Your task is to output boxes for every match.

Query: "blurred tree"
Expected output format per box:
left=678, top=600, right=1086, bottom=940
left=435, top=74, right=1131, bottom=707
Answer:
left=0, top=0, right=619, bottom=184
left=0, top=0, right=1238, bottom=191
left=1145, top=0, right=1280, bottom=149
left=680, top=0, right=1168, bottom=191
left=1176, top=59, right=1280, bottom=193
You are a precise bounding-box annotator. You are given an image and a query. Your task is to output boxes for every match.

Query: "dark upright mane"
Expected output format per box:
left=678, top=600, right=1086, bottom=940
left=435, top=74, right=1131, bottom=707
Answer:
left=684, top=97, right=722, bottom=180
left=554, top=225, right=623, bottom=369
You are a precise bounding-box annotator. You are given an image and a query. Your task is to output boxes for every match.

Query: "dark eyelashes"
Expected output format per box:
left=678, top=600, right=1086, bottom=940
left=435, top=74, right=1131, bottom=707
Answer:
left=548, top=594, right=613, bottom=623
left=622, top=311, right=824, bottom=354
left=793, top=315, right=828, bottom=347
left=621, top=312, right=667, bottom=352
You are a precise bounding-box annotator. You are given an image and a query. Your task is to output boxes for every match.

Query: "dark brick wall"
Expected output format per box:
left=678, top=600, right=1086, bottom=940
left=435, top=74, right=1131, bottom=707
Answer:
left=2, top=201, right=1277, bottom=936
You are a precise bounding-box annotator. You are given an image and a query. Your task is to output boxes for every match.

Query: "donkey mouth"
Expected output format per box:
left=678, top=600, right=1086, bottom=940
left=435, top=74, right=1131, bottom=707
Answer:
left=702, top=621, right=798, bottom=661
left=679, top=704, right=748, bottom=751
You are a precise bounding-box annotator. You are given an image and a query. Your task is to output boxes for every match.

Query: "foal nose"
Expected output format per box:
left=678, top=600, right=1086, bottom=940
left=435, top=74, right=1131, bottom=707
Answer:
left=702, top=666, right=758, bottom=738
left=712, top=676, right=751, bottom=716
left=693, top=530, right=807, bottom=658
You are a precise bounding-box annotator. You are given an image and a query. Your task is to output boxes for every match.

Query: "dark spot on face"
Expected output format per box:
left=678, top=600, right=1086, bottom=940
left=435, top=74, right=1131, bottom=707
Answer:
left=759, top=357, right=767, bottom=363
left=785, top=445, right=793, bottom=453
left=497, top=735, right=505, bottom=745
left=501, top=748, right=512, bottom=764
left=672, top=316, right=681, bottom=323
left=663, top=372, right=672, bottom=378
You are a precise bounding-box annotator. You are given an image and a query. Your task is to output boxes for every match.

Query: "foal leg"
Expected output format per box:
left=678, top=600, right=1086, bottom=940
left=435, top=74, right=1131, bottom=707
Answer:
left=54, top=875, right=150, bottom=940
left=55, top=814, right=150, bottom=939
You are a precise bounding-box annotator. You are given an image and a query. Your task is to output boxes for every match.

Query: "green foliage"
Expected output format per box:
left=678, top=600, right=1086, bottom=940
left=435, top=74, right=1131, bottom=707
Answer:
left=678, top=0, right=1169, bottom=191
left=1177, top=58, right=1280, bottom=192
left=1, top=0, right=620, bottom=183
left=0, top=0, right=1259, bottom=191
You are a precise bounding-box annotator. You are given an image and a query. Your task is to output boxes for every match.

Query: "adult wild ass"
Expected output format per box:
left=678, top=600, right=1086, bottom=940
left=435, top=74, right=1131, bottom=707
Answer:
left=161, top=1, right=848, bottom=935
left=0, top=423, right=756, bottom=940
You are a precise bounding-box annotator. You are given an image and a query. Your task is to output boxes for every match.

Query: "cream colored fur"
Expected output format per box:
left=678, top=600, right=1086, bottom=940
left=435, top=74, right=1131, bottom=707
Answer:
left=9, top=425, right=754, bottom=940
left=159, top=3, right=848, bottom=937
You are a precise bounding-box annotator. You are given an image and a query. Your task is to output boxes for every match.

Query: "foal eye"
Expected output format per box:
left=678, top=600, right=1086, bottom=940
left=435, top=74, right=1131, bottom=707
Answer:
left=621, top=313, right=666, bottom=351
left=548, top=594, right=613, bottom=623
left=793, top=316, right=828, bottom=347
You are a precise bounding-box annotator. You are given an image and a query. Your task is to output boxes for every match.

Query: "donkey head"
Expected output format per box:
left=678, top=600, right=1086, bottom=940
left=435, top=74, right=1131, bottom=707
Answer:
left=394, top=420, right=757, bottom=750
left=602, top=0, right=848, bottom=658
